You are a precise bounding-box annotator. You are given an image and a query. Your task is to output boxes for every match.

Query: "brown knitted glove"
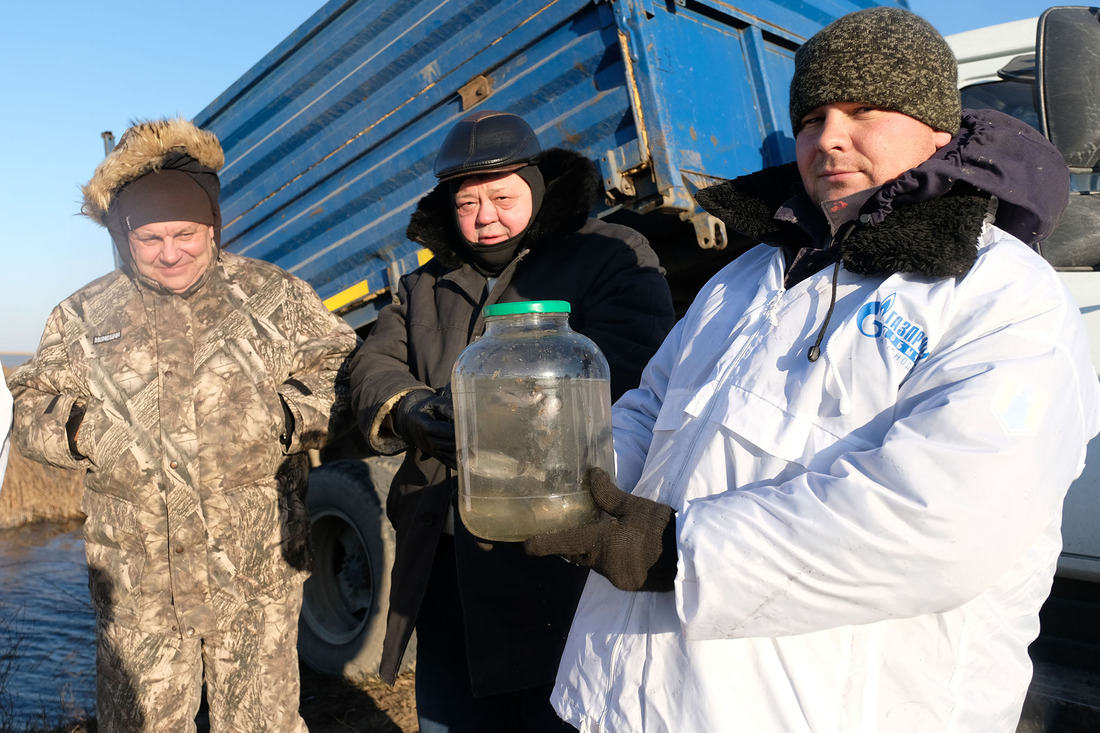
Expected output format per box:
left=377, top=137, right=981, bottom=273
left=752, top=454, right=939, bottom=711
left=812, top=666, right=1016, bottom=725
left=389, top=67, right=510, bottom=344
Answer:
left=524, top=467, right=677, bottom=592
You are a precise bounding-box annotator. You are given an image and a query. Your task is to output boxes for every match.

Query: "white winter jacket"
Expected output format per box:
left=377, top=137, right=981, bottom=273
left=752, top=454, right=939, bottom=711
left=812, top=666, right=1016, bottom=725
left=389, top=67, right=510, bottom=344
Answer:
left=552, top=225, right=1100, bottom=732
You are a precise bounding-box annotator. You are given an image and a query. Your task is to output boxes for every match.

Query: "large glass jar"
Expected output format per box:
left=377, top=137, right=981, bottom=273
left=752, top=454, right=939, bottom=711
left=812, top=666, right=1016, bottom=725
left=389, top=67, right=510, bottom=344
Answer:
left=451, top=300, right=614, bottom=542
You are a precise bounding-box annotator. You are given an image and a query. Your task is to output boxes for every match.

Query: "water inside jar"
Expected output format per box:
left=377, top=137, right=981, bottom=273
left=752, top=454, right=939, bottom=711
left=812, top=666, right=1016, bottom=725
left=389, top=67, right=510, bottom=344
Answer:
left=455, top=375, right=613, bottom=541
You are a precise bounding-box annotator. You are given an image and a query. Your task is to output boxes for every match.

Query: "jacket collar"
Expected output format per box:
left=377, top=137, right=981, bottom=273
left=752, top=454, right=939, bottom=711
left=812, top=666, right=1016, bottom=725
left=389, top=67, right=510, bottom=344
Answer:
left=695, top=108, right=1070, bottom=280
left=695, top=161, right=990, bottom=279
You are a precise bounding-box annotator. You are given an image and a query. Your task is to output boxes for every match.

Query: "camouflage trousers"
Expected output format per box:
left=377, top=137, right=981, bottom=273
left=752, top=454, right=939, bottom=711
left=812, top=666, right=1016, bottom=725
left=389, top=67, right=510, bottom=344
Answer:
left=94, top=585, right=309, bottom=732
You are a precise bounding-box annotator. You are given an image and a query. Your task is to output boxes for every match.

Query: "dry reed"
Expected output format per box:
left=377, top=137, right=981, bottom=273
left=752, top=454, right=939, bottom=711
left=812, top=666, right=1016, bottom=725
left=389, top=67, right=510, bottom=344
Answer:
left=1, top=367, right=85, bottom=529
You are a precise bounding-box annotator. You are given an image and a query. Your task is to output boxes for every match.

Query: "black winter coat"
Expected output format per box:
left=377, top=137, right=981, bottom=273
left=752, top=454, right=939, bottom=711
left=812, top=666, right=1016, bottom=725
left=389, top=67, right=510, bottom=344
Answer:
left=349, top=148, right=675, bottom=691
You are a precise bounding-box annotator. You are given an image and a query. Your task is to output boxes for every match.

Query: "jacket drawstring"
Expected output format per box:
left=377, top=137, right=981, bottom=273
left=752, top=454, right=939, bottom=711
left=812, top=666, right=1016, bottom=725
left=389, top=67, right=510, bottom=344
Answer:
left=807, top=257, right=841, bottom=362
left=807, top=222, right=856, bottom=362
left=823, top=329, right=853, bottom=415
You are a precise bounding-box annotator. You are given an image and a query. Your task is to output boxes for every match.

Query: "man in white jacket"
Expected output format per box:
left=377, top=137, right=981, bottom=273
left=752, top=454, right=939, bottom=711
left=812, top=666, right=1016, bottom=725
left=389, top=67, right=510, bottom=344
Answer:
left=526, top=7, right=1100, bottom=732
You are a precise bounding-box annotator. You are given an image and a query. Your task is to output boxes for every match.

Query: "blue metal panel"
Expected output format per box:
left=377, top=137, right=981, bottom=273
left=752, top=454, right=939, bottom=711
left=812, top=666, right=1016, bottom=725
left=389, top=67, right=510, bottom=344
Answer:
left=194, top=0, right=906, bottom=323
left=197, top=0, right=629, bottom=314
left=609, top=0, right=907, bottom=210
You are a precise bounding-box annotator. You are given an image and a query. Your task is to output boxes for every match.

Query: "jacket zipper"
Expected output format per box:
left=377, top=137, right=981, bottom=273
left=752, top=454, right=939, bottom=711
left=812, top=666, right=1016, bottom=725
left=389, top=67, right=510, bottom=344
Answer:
left=598, top=283, right=787, bottom=727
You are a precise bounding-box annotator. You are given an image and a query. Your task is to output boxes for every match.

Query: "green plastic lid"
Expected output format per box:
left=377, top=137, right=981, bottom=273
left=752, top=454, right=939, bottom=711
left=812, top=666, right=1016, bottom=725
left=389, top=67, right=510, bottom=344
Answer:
left=482, top=300, right=571, bottom=317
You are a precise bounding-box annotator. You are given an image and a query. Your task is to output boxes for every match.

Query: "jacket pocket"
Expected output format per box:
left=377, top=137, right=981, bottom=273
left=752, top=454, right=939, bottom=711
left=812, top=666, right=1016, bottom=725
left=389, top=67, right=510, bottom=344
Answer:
left=716, top=384, right=873, bottom=471
left=81, top=489, right=147, bottom=624
left=651, top=389, right=698, bottom=433
left=213, top=473, right=308, bottom=599
left=76, top=397, right=147, bottom=479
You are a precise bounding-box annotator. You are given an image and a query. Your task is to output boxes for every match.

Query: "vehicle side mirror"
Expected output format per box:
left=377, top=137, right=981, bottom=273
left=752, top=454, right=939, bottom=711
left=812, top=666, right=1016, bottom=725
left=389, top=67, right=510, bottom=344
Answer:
left=1036, top=6, right=1100, bottom=170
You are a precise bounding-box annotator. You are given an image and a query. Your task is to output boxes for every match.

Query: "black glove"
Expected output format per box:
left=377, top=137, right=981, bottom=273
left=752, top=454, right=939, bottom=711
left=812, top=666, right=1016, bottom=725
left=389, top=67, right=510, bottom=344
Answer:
left=279, top=397, right=295, bottom=448
left=524, top=467, right=677, bottom=592
left=392, top=388, right=457, bottom=469
left=66, top=402, right=86, bottom=459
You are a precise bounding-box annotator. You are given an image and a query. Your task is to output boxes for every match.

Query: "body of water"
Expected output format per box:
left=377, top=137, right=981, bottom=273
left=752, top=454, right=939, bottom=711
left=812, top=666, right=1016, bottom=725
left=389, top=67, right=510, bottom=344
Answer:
left=0, top=520, right=96, bottom=730
left=1, top=354, right=32, bottom=370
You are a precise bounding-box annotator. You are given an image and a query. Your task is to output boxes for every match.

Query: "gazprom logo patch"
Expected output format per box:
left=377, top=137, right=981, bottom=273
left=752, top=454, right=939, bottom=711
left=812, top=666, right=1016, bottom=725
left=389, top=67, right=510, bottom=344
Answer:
left=856, top=293, right=929, bottom=366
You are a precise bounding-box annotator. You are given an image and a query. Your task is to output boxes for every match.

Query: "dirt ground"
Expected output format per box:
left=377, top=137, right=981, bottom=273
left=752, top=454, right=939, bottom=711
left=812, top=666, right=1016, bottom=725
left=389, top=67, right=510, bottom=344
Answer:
left=299, top=667, right=418, bottom=733
left=45, top=667, right=419, bottom=733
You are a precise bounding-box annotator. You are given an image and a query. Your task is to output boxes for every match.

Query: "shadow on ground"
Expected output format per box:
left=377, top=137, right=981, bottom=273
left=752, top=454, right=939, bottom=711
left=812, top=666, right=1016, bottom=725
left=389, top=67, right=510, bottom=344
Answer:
left=297, top=665, right=416, bottom=733
left=40, top=666, right=417, bottom=733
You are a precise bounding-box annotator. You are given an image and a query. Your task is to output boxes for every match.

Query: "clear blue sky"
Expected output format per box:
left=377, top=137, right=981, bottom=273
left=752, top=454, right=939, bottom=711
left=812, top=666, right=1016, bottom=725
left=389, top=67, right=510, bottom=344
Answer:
left=0, top=0, right=1057, bottom=354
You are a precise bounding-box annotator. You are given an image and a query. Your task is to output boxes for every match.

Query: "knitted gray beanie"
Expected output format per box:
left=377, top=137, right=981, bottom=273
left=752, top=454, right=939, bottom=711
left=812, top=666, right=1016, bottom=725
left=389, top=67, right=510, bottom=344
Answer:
left=789, top=7, right=960, bottom=134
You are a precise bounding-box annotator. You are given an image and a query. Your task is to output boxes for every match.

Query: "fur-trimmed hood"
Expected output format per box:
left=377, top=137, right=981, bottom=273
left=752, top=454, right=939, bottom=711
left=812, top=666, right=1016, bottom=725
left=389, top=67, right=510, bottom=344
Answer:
left=695, top=108, right=1069, bottom=279
left=81, top=117, right=224, bottom=257
left=82, top=117, right=223, bottom=225
left=405, top=147, right=602, bottom=268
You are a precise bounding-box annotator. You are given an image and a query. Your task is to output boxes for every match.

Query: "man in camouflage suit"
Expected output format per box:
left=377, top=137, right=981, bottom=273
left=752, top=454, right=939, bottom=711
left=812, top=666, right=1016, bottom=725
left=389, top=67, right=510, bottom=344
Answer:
left=7, top=117, right=357, bottom=732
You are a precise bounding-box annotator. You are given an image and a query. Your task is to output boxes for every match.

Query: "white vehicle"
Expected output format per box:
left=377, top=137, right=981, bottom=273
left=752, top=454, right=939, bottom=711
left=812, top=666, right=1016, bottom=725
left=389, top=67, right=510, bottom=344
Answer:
left=948, top=8, right=1100, bottom=583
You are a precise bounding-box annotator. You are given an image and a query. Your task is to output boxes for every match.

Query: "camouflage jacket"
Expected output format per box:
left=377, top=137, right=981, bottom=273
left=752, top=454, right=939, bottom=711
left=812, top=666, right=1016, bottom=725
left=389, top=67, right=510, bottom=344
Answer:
left=8, top=251, right=356, bottom=637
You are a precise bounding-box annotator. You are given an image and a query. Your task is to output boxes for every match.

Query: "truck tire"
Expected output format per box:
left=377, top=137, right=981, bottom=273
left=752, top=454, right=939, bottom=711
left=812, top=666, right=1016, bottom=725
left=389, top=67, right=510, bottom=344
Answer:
left=298, top=459, right=413, bottom=679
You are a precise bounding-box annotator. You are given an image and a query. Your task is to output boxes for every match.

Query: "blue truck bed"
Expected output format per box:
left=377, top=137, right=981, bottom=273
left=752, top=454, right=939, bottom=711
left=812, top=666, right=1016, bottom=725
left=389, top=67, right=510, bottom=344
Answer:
left=194, top=0, right=903, bottom=329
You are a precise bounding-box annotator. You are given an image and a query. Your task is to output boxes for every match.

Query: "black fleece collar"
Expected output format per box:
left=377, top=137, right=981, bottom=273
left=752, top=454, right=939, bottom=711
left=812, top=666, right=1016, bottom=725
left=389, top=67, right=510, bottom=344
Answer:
left=406, top=148, right=602, bottom=270
left=696, top=162, right=989, bottom=278
left=695, top=108, right=1070, bottom=281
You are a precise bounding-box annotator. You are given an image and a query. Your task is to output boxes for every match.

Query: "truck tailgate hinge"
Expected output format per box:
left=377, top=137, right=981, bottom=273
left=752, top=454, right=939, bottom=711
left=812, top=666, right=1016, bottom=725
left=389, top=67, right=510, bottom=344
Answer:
left=690, top=211, right=727, bottom=250
left=600, top=142, right=644, bottom=200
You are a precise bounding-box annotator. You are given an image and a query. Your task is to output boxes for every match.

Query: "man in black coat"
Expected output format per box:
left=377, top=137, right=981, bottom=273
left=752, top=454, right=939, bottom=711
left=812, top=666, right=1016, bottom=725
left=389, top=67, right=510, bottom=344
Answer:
left=349, top=110, right=675, bottom=732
